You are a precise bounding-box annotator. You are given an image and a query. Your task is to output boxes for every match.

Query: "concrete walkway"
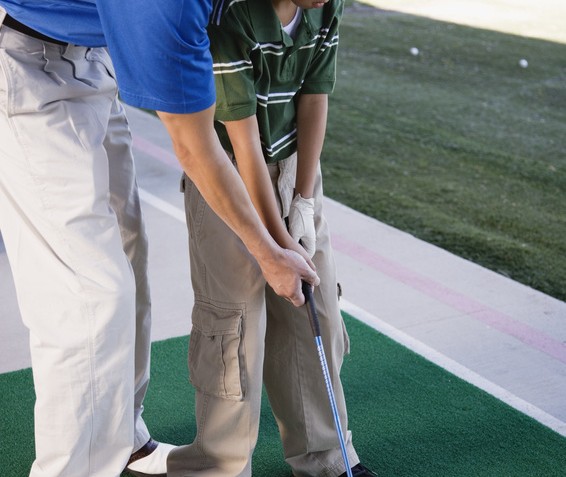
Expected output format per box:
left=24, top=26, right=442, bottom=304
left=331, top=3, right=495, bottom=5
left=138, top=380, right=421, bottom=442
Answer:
left=1, top=105, right=565, bottom=442
left=361, top=0, right=566, bottom=44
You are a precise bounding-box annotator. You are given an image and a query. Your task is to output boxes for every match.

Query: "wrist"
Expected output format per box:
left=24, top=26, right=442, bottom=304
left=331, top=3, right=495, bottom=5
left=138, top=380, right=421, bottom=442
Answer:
left=245, top=229, right=283, bottom=268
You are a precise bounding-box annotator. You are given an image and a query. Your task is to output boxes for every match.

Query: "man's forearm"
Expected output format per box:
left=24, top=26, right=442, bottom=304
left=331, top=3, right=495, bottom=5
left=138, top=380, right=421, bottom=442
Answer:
left=156, top=106, right=319, bottom=305
left=158, top=107, right=276, bottom=259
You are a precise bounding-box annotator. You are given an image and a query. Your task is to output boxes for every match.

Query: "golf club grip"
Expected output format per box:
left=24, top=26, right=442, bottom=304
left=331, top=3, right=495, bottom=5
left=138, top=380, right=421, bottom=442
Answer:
left=302, top=281, right=321, bottom=338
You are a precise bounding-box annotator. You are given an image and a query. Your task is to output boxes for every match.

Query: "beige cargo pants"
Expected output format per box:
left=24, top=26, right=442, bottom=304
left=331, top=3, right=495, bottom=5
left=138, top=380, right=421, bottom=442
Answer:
left=168, top=154, right=360, bottom=477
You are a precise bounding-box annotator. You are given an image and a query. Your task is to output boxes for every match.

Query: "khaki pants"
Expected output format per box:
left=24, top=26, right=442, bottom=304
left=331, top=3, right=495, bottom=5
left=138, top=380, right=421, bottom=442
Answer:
left=0, top=13, right=151, bottom=476
left=169, top=154, right=359, bottom=476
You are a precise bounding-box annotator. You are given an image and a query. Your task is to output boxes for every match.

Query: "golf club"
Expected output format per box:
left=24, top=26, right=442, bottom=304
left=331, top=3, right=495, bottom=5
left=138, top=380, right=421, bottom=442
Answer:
left=302, top=281, right=353, bottom=477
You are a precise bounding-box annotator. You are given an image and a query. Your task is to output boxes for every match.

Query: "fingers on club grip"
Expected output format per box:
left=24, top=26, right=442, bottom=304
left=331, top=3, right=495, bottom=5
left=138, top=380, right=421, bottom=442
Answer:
left=302, top=281, right=321, bottom=338
left=301, top=280, right=312, bottom=302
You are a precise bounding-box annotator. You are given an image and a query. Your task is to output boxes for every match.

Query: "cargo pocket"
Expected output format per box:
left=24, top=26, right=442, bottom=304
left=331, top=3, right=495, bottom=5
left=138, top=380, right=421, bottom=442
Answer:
left=189, top=301, right=245, bottom=401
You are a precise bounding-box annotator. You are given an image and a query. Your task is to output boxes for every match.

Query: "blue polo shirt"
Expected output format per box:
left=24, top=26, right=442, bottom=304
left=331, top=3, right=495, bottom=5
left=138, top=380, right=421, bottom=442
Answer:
left=0, top=0, right=216, bottom=113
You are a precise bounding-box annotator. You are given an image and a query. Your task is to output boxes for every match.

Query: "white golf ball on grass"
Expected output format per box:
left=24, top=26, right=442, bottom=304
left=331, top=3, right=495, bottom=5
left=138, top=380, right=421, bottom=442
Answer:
left=519, top=58, right=528, bottom=68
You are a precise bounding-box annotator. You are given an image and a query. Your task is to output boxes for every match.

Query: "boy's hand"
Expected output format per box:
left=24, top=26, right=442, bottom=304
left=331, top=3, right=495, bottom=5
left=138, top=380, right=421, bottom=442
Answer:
left=288, top=194, right=316, bottom=258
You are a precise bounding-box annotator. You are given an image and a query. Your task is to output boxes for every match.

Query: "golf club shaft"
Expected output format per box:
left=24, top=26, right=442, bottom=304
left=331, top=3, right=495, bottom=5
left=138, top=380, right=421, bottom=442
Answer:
left=302, top=282, right=353, bottom=477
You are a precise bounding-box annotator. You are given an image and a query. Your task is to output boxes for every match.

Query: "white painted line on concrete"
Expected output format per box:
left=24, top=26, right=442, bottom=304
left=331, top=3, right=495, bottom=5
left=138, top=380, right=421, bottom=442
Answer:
left=133, top=135, right=179, bottom=169
left=138, top=188, right=185, bottom=223
left=340, top=298, right=566, bottom=439
left=138, top=187, right=566, bottom=439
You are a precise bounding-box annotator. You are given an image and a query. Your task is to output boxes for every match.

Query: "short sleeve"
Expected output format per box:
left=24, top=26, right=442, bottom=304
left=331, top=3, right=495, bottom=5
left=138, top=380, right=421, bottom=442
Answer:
left=208, top=8, right=258, bottom=121
left=96, top=0, right=216, bottom=114
left=301, top=1, right=343, bottom=95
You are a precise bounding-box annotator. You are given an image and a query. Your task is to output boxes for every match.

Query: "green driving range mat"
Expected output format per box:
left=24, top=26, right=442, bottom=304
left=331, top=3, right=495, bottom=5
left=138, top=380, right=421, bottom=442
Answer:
left=1, top=313, right=564, bottom=476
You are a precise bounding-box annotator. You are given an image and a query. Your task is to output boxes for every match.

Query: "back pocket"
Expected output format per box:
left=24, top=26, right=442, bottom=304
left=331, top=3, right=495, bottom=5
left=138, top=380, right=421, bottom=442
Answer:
left=189, top=301, right=245, bottom=401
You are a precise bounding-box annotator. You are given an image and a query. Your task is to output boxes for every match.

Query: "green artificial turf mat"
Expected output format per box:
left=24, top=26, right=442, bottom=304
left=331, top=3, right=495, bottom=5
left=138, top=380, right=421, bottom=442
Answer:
left=1, top=314, right=564, bottom=476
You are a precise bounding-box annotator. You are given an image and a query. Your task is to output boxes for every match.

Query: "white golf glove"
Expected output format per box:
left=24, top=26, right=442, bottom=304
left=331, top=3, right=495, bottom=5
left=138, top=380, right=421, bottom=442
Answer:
left=288, top=193, right=316, bottom=258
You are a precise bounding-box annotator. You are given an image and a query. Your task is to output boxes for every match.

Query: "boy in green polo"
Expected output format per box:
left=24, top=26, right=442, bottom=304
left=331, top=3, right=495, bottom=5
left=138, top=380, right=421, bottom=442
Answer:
left=167, top=1, right=378, bottom=476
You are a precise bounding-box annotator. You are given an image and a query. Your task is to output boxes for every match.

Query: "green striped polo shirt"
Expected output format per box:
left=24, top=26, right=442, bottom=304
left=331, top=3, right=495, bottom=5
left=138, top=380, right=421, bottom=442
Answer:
left=208, top=0, right=344, bottom=163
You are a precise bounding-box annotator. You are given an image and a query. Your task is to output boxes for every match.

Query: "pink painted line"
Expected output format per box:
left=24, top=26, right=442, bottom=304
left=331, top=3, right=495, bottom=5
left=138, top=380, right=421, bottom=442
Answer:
left=331, top=233, right=566, bottom=365
left=132, top=134, right=181, bottom=170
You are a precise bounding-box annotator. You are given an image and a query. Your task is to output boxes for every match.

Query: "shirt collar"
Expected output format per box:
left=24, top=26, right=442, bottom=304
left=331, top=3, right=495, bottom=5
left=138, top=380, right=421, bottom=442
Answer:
left=248, top=0, right=322, bottom=45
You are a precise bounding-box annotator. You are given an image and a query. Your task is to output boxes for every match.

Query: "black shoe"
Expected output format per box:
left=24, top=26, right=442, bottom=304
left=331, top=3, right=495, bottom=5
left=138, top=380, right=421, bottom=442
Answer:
left=339, top=463, right=378, bottom=477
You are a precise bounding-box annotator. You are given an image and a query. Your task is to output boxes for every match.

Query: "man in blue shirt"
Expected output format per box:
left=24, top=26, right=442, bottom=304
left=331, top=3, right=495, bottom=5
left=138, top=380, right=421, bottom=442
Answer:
left=0, top=2, right=319, bottom=476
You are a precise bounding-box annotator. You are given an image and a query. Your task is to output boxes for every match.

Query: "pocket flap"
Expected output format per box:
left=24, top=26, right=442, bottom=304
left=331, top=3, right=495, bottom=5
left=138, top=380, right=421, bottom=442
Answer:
left=192, top=301, right=242, bottom=336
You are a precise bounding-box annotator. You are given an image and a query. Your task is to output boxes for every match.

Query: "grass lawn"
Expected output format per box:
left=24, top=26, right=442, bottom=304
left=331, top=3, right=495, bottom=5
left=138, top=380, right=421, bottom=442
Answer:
left=323, top=2, right=566, bottom=301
